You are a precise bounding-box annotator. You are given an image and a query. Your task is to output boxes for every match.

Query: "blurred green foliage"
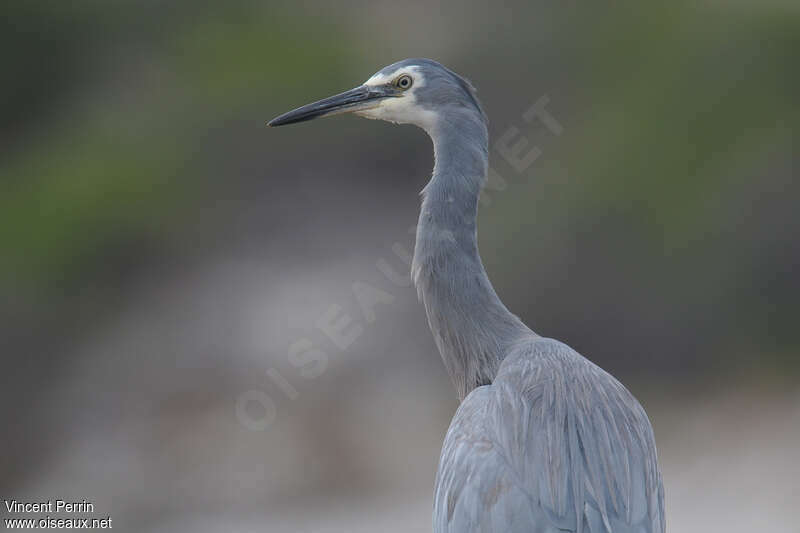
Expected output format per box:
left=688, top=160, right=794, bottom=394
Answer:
left=2, top=1, right=354, bottom=288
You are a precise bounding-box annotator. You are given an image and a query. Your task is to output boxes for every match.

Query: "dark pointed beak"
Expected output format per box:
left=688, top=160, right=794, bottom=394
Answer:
left=268, top=85, right=395, bottom=127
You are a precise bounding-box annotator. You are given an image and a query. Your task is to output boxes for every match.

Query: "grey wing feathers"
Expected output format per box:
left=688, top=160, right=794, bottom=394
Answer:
left=434, top=338, right=665, bottom=533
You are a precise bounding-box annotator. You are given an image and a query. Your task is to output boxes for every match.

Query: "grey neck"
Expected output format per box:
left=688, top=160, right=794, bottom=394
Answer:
left=412, top=109, right=532, bottom=401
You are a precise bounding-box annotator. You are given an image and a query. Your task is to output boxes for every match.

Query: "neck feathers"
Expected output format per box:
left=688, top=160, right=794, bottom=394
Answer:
left=413, top=109, right=530, bottom=401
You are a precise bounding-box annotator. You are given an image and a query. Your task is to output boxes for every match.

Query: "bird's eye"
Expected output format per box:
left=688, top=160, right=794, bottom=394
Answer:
left=395, top=75, right=413, bottom=90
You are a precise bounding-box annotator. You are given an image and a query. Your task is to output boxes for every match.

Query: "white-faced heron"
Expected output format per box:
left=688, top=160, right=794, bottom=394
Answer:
left=269, top=58, right=665, bottom=533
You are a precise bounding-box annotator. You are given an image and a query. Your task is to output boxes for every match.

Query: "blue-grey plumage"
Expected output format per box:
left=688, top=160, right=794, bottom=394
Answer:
left=269, top=58, right=665, bottom=533
left=434, top=338, right=664, bottom=532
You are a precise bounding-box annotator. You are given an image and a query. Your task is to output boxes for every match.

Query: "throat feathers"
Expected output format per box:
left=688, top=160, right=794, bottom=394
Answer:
left=412, top=106, right=531, bottom=400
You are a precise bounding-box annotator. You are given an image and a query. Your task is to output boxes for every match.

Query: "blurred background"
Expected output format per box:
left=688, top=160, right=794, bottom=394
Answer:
left=1, top=1, right=798, bottom=531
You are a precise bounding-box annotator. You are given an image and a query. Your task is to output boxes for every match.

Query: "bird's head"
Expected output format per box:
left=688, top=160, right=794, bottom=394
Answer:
left=268, top=58, right=485, bottom=133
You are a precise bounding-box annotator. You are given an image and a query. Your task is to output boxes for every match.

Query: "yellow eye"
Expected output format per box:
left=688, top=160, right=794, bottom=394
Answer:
left=395, top=74, right=413, bottom=90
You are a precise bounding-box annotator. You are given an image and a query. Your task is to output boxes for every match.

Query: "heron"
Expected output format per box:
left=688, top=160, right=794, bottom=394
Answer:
left=269, top=58, right=665, bottom=533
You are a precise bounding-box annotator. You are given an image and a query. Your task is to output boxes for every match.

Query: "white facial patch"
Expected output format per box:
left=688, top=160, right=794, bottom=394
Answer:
left=357, top=66, right=439, bottom=132
left=363, top=66, right=411, bottom=88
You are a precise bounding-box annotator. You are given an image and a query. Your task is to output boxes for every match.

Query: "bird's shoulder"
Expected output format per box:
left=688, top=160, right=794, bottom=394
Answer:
left=433, top=337, right=665, bottom=533
left=496, top=336, right=644, bottom=410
